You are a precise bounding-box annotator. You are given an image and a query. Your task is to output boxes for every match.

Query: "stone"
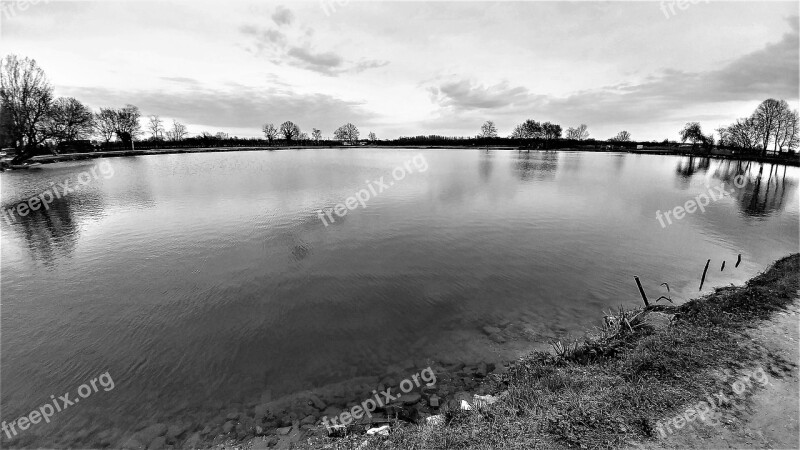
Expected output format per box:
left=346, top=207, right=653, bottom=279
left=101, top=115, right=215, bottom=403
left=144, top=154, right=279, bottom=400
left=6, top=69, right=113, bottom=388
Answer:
left=147, top=436, right=166, bottom=450
left=482, top=325, right=502, bottom=335
left=366, top=425, right=390, bottom=436
left=134, top=424, right=167, bottom=445
left=226, top=411, right=239, bottom=421
left=255, top=425, right=264, bottom=435
left=489, top=333, right=506, bottom=344
left=307, top=393, right=327, bottom=411
left=429, top=395, right=440, bottom=408
left=476, top=362, right=488, bottom=377
left=321, top=406, right=341, bottom=419
left=301, top=415, right=316, bottom=425
left=222, top=421, right=235, bottom=433
left=473, top=394, right=499, bottom=408
left=640, top=311, right=674, bottom=331
left=254, top=403, right=270, bottom=419
left=165, top=424, right=188, bottom=441
left=120, top=437, right=146, bottom=450
left=276, top=426, right=292, bottom=435
left=401, top=392, right=421, bottom=405
left=425, top=415, right=444, bottom=427
left=182, top=432, right=202, bottom=448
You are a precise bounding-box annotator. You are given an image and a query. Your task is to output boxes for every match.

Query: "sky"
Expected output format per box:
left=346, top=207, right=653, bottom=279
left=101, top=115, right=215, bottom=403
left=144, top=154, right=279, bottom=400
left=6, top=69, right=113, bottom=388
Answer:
left=1, top=0, right=798, bottom=141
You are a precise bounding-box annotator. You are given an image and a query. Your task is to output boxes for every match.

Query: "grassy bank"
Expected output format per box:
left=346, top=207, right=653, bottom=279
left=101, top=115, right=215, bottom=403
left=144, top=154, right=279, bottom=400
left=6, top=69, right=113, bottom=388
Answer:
left=303, top=254, right=799, bottom=449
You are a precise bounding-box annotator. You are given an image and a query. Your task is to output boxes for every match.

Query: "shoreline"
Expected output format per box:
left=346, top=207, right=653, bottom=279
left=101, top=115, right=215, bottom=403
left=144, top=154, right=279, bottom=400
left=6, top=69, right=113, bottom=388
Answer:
left=282, top=253, right=798, bottom=450
left=2, top=146, right=798, bottom=168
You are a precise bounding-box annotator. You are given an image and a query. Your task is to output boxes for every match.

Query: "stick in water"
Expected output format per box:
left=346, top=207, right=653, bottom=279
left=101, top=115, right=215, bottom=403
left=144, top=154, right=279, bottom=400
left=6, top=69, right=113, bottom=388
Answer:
left=634, top=276, right=650, bottom=307
left=735, top=254, right=742, bottom=268
left=720, top=261, right=725, bottom=271
left=699, top=259, right=711, bottom=291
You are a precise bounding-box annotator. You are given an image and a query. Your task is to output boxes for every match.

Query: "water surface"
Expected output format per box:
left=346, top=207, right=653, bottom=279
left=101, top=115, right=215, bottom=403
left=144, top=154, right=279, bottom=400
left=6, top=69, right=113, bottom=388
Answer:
left=1, top=149, right=797, bottom=447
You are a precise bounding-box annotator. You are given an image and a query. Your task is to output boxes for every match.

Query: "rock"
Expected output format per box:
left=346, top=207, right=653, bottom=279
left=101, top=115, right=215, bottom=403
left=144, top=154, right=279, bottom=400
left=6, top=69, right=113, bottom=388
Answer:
left=476, top=362, right=488, bottom=377
left=429, top=394, right=440, bottom=408
left=165, top=424, right=188, bottom=441
left=222, top=421, right=235, bottom=433
left=307, top=393, right=326, bottom=411
left=321, top=406, right=341, bottom=419
left=250, top=436, right=272, bottom=450
left=254, top=403, right=270, bottom=419
left=301, top=415, right=316, bottom=425
left=134, top=424, right=167, bottom=445
left=425, top=415, right=444, bottom=427
left=489, top=333, right=506, bottom=344
left=256, top=425, right=264, bottom=435
left=460, top=400, right=472, bottom=411
left=366, top=425, right=390, bottom=436
left=147, top=436, right=166, bottom=450
left=482, top=325, right=502, bottom=335
left=182, top=432, right=202, bottom=448
left=226, top=411, right=240, bottom=421
left=640, top=311, right=674, bottom=330
left=276, top=426, right=292, bottom=436
left=120, top=437, right=146, bottom=450
left=401, top=392, right=421, bottom=405
left=473, top=394, right=499, bottom=408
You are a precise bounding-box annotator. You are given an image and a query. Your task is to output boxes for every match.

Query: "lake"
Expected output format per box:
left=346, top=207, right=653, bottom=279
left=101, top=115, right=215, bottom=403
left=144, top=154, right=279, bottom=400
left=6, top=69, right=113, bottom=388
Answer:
left=1, top=149, right=797, bottom=447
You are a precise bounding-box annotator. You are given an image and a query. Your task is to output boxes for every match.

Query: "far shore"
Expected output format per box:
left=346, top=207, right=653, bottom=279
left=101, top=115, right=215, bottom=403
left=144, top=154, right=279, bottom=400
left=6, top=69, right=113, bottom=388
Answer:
left=2, top=145, right=798, bottom=168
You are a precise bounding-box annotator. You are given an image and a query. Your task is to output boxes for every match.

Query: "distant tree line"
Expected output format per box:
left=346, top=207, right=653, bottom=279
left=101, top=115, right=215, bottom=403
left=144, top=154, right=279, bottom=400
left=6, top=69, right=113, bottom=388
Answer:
left=1, top=53, right=797, bottom=163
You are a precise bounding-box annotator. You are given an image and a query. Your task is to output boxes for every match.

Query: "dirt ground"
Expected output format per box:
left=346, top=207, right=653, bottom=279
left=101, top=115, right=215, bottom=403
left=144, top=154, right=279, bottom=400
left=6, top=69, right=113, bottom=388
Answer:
left=645, top=296, right=800, bottom=450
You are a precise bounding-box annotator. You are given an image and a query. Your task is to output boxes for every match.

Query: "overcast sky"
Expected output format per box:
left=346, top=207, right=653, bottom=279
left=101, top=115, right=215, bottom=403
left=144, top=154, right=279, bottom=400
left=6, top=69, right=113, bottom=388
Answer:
left=1, top=1, right=798, bottom=140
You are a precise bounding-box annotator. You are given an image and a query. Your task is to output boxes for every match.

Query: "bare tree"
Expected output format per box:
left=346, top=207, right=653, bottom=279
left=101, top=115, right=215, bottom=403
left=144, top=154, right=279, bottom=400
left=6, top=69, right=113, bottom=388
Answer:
left=166, top=120, right=188, bottom=141
left=776, top=109, right=799, bottom=152
left=215, top=131, right=229, bottom=140
left=147, top=115, right=165, bottom=140
left=612, top=131, right=631, bottom=142
left=280, top=121, right=300, bottom=143
left=480, top=120, right=497, bottom=139
left=334, top=123, right=359, bottom=144
left=94, top=108, right=116, bottom=144
left=753, top=98, right=781, bottom=156
left=262, top=123, right=278, bottom=145
left=368, top=131, right=376, bottom=142
left=566, top=124, right=589, bottom=140
left=723, top=117, right=760, bottom=151
left=107, top=104, right=142, bottom=148
left=312, top=128, right=322, bottom=144
left=0, top=54, right=54, bottom=162
left=541, top=122, right=562, bottom=142
left=46, top=97, right=94, bottom=144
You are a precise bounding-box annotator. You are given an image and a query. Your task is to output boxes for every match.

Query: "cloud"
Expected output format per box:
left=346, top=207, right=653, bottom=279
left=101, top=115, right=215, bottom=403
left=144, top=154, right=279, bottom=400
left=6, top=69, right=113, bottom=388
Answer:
left=428, top=80, right=542, bottom=110
left=60, top=83, right=374, bottom=134
left=271, top=6, right=294, bottom=26
left=240, top=19, right=388, bottom=77
left=286, top=46, right=343, bottom=73
left=426, top=20, right=799, bottom=132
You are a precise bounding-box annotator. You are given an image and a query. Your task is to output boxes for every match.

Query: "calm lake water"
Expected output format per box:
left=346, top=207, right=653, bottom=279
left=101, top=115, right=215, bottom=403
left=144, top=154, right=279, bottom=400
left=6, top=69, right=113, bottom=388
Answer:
left=1, top=149, right=798, bottom=447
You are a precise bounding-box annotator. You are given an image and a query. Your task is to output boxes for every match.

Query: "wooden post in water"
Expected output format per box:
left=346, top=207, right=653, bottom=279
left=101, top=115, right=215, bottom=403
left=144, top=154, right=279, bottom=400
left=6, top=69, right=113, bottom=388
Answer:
left=699, top=259, right=711, bottom=291
left=735, top=254, right=742, bottom=268
left=634, top=276, right=650, bottom=307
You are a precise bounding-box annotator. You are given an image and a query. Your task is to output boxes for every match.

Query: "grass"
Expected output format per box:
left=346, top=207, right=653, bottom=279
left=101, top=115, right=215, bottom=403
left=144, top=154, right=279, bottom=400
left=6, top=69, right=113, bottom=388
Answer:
left=301, top=253, right=799, bottom=449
